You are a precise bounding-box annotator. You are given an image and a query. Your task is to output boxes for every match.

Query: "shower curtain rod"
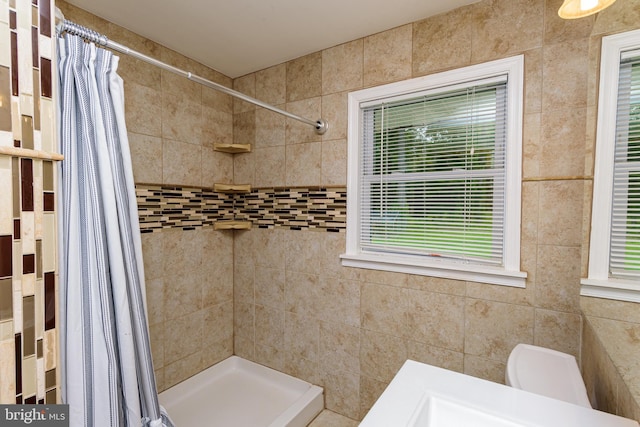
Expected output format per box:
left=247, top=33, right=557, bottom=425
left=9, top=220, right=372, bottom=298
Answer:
left=57, top=18, right=328, bottom=135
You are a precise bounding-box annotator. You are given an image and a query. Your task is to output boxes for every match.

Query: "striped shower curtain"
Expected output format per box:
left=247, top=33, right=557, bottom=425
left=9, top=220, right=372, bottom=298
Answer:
left=57, top=34, right=173, bottom=427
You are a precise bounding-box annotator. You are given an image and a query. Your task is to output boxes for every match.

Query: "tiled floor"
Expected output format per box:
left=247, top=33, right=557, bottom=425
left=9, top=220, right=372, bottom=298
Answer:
left=308, top=410, right=360, bottom=427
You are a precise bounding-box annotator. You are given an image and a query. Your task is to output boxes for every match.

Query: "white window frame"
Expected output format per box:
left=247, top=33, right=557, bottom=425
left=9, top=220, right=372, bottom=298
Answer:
left=341, top=56, right=526, bottom=288
left=582, top=29, right=640, bottom=303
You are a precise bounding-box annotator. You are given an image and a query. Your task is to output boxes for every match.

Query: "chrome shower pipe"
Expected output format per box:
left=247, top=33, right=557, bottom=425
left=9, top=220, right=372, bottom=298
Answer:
left=57, top=18, right=329, bottom=135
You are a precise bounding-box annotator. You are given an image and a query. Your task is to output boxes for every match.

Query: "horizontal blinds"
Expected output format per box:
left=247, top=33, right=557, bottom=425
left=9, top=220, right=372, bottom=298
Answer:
left=611, top=49, right=640, bottom=277
left=360, top=81, right=507, bottom=265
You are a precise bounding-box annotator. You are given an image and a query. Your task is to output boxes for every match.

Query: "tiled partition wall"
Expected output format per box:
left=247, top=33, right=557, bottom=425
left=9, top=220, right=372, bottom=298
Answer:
left=231, top=0, right=640, bottom=421
left=580, top=296, right=640, bottom=420
left=0, top=0, right=58, bottom=404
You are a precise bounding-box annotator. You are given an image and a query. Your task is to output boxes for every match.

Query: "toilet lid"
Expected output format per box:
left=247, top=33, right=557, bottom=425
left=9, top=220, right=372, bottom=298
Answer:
left=507, top=344, right=591, bottom=408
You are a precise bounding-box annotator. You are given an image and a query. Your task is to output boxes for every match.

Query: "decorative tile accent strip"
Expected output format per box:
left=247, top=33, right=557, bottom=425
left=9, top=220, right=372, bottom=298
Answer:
left=136, top=185, right=347, bottom=232
left=236, top=188, right=347, bottom=231
left=136, top=185, right=235, bottom=233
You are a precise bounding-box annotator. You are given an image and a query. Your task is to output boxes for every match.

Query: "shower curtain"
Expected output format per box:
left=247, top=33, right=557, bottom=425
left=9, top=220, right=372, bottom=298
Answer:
left=57, top=33, right=173, bottom=427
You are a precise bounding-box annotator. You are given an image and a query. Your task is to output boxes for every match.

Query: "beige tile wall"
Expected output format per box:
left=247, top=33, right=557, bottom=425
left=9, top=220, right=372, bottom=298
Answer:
left=231, top=0, right=640, bottom=421
left=54, top=0, right=640, bottom=423
left=58, top=1, right=236, bottom=391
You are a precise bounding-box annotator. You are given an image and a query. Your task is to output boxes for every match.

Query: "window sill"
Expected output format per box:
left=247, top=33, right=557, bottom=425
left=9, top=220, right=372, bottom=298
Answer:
left=340, top=252, right=527, bottom=288
left=580, top=278, right=640, bottom=303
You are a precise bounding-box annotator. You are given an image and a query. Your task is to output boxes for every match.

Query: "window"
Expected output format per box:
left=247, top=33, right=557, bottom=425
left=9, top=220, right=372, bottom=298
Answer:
left=341, top=56, right=526, bottom=287
left=583, top=29, right=640, bottom=303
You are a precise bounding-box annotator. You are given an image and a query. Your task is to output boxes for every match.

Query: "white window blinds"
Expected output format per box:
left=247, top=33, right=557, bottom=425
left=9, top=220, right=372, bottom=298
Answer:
left=359, top=78, right=508, bottom=266
left=610, top=50, right=640, bottom=278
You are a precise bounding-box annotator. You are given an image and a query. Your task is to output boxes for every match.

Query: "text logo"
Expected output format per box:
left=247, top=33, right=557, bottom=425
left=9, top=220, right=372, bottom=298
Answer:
left=0, top=405, right=69, bottom=427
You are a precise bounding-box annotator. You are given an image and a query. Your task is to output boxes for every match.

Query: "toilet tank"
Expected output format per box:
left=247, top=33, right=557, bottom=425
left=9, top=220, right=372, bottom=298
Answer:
left=506, top=344, right=592, bottom=408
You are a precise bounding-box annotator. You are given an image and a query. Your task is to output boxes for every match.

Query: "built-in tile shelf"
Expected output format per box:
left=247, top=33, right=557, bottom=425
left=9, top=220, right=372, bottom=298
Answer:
left=212, top=142, right=252, bottom=230
left=214, top=220, right=252, bottom=230
left=214, top=183, right=251, bottom=193
left=213, top=143, right=252, bottom=153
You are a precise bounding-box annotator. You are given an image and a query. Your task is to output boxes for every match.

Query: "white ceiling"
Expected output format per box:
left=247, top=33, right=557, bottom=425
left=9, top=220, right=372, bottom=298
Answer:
left=64, top=0, right=479, bottom=78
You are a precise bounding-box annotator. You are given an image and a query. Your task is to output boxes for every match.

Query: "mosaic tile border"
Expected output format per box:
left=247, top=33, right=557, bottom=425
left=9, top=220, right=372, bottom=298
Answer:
left=136, top=185, right=347, bottom=233
left=236, top=188, right=346, bottom=232
left=136, top=186, right=234, bottom=233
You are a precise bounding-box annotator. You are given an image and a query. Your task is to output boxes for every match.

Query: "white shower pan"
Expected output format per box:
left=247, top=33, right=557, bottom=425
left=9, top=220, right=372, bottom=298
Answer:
left=159, top=356, right=324, bottom=427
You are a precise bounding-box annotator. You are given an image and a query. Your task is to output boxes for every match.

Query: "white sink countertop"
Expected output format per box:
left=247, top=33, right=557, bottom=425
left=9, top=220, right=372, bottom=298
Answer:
left=360, top=359, right=639, bottom=427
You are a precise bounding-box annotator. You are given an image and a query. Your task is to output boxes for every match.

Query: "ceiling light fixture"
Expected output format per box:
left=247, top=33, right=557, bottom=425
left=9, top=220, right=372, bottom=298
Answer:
left=558, top=0, right=617, bottom=19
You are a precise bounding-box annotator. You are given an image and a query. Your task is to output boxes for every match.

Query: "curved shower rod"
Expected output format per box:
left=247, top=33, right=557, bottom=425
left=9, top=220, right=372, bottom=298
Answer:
left=56, top=14, right=328, bottom=135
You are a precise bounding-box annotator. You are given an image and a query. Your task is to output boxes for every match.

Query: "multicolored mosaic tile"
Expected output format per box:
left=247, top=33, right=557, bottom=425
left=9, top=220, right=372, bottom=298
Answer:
left=136, top=185, right=347, bottom=233
left=136, top=185, right=235, bottom=232
left=0, top=0, right=58, bottom=405
left=236, top=188, right=346, bottom=231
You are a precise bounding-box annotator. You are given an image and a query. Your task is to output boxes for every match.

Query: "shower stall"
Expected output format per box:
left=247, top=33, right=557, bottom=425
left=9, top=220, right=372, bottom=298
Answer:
left=55, top=11, right=326, bottom=427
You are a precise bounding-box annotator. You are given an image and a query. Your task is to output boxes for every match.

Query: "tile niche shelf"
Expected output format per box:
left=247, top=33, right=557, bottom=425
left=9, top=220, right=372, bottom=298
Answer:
left=214, top=183, right=251, bottom=193
left=213, top=220, right=252, bottom=231
left=213, top=143, right=252, bottom=154
left=212, top=142, right=252, bottom=230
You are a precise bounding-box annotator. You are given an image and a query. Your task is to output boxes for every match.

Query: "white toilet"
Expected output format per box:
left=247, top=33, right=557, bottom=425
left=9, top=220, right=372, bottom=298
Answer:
left=506, top=343, right=592, bottom=408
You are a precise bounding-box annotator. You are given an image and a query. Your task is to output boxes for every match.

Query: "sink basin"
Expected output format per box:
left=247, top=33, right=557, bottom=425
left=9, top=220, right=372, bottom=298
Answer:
left=409, top=394, right=525, bottom=427
left=360, top=360, right=639, bottom=427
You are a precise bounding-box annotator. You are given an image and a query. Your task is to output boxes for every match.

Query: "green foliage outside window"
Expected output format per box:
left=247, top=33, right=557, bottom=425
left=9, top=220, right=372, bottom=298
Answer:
left=364, top=88, right=504, bottom=260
